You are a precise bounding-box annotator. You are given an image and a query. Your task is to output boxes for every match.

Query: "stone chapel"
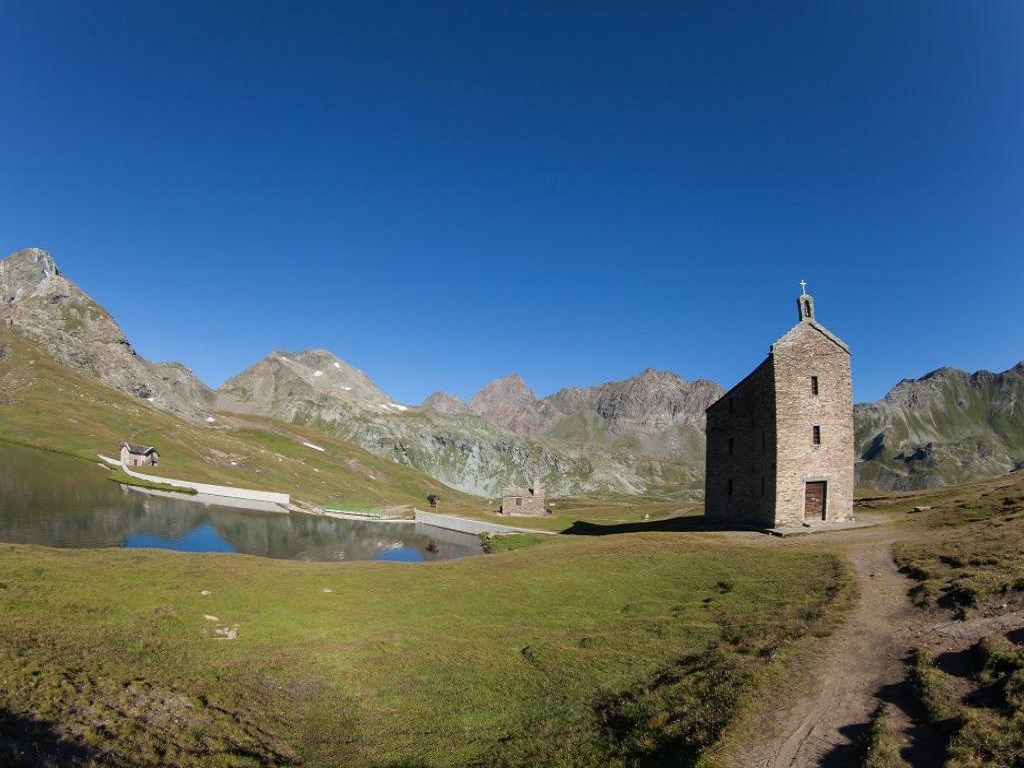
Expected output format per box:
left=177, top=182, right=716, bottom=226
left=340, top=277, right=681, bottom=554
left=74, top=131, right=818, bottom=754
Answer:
left=704, top=287, right=854, bottom=528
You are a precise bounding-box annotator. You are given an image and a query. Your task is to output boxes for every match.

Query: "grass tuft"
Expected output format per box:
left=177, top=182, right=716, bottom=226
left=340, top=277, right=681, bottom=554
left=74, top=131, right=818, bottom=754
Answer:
left=863, top=704, right=911, bottom=768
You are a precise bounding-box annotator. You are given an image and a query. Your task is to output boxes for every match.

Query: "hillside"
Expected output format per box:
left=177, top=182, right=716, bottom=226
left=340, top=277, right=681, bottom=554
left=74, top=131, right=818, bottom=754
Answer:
left=0, top=324, right=480, bottom=511
left=855, top=363, right=1024, bottom=490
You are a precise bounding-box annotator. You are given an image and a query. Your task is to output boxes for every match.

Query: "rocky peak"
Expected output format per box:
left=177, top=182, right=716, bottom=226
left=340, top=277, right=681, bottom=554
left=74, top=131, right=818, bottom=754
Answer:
left=466, top=374, right=561, bottom=435
left=421, top=391, right=468, bottom=414
left=0, top=248, right=214, bottom=418
left=217, top=348, right=396, bottom=414
left=468, top=374, right=537, bottom=412
left=0, top=247, right=61, bottom=303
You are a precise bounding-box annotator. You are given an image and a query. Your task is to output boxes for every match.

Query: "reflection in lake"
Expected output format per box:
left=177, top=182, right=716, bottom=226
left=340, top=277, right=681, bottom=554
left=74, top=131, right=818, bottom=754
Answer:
left=124, top=524, right=235, bottom=554
left=0, top=442, right=482, bottom=562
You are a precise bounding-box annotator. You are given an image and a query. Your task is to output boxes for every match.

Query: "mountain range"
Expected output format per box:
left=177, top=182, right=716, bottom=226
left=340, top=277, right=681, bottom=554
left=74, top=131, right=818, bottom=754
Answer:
left=2, top=247, right=1021, bottom=497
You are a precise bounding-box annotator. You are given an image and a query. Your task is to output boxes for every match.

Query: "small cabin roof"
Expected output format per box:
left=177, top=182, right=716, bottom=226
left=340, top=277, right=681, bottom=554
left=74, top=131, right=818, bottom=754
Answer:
left=122, top=443, right=157, bottom=455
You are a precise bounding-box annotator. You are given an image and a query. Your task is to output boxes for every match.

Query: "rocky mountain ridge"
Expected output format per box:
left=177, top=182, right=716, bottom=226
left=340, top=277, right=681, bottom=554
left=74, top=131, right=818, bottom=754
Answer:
left=3, top=247, right=1021, bottom=495
left=213, top=349, right=649, bottom=496
left=452, top=369, right=725, bottom=445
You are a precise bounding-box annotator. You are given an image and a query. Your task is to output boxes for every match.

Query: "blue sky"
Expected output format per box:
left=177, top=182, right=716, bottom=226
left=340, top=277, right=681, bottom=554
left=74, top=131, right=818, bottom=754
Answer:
left=2, top=1, right=1021, bottom=405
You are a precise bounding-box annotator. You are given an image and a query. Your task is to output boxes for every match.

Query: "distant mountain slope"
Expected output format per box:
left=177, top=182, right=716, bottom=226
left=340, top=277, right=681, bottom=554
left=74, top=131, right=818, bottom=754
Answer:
left=408, top=368, right=724, bottom=495
left=219, top=349, right=395, bottom=415
left=854, top=363, right=1024, bottom=489
left=453, top=369, right=724, bottom=449
left=545, top=369, right=724, bottom=454
left=216, top=352, right=647, bottom=497
left=0, top=248, right=214, bottom=419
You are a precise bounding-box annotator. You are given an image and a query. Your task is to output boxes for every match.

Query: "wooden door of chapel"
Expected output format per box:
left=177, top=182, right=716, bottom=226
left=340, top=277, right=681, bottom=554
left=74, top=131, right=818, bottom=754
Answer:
left=804, top=481, right=827, bottom=521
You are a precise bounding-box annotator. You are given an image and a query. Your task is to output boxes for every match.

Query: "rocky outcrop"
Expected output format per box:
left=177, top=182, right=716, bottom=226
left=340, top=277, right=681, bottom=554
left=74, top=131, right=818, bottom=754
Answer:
left=0, top=248, right=214, bottom=419
left=855, top=363, right=1024, bottom=489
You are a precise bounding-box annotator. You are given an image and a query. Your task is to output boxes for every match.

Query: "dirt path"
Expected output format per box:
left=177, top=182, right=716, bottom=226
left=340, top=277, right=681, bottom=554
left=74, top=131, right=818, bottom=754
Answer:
left=738, top=522, right=924, bottom=767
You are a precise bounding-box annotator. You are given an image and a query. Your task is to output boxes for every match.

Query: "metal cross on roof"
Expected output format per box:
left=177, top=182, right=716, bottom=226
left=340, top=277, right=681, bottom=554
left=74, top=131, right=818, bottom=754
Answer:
left=800, top=280, right=807, bottom=295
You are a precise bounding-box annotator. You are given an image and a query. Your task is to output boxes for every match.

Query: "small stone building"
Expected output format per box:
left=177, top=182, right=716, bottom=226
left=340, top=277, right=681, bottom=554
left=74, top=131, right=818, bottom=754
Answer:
left=501, top=478, right=546, bottom=517
left=704, top=289, right=853, bottom=528
left=120, top=443, right=159, bottom=468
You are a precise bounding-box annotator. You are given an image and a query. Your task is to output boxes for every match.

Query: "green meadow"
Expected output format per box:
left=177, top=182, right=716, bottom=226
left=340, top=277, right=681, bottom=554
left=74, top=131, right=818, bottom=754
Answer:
left=0, top=532, right=851, bottom=767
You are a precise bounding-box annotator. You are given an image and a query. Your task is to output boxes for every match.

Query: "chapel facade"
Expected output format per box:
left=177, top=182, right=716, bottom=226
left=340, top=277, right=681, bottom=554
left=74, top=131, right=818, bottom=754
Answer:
left=704, top=289, right=854, bottom=528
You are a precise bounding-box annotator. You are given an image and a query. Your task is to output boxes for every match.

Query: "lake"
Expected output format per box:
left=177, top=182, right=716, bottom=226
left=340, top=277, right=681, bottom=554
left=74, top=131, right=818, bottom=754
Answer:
left=0, top=442, right=482, bottom=561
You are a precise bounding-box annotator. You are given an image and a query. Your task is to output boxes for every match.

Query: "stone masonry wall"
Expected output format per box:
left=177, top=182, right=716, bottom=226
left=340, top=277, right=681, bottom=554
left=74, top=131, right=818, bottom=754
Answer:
left=772, top=322, right=854, bottom=527
left=504, top=491, right=546, bottom=516
left=705, top=357, right=778, bottom=527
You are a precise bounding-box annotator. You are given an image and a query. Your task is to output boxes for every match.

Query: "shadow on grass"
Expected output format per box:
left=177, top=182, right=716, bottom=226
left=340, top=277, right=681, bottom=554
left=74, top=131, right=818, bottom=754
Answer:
left=0, top=707, right=93, bottom=767
left=561, top=514, right=757, bottom=536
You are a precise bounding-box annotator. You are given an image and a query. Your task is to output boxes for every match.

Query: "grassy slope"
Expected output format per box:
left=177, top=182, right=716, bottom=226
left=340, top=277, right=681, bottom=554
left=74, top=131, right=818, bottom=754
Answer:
left=0, top=327, right=481, bottom=512
left=0, top=533, right=851, bottom=767
left=874, top=471, right=1024, bottom=767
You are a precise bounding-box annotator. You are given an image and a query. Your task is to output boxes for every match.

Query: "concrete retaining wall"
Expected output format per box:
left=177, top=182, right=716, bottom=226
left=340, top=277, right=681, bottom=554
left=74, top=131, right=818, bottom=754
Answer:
left=414, top=509, right=553, bottom=535
left=100, top=455, right=290, bottom=506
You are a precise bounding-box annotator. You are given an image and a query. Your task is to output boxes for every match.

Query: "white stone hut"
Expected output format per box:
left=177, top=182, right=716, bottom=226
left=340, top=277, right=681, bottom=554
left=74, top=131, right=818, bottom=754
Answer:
left=120, top=443, right=159, bottom=468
